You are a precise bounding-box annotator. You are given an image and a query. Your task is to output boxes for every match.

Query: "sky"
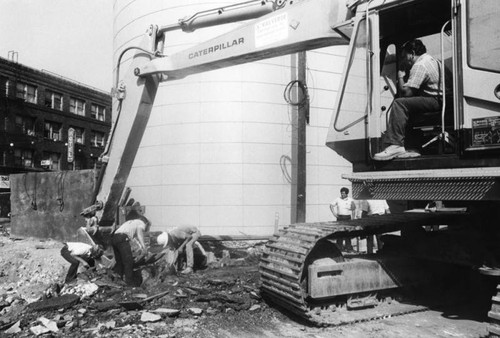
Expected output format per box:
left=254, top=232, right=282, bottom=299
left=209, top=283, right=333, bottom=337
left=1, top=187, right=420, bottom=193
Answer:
left=0, top=0, right=113, bottom=92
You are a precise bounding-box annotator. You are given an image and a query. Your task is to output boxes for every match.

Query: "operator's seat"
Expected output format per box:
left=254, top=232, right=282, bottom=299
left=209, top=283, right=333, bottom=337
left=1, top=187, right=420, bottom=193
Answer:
left=411, top=96, right=454, bottom=153
left=411, top=100, right=453, bottom=130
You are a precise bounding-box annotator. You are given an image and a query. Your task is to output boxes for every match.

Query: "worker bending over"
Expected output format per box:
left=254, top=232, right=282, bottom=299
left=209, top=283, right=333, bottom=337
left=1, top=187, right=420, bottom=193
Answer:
left=111, top=210, right=150, bottom=286
left=157, top=226, right=204, bottom=275
left=60, top=242, right=103, bottom=283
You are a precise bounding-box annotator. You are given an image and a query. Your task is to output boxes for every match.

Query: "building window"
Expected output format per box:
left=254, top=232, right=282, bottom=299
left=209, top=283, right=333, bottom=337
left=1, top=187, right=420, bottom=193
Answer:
left=70, top=126, right=85, bottom=144
left=16, top=82, right=37, bottom=103
left=45, top=90, right=63, bottom=111
left=44, top=121, right=62, bottom=141
left=15, top=115, right=36, bottom=136
left=89, top=156, right=98, bottom=169
left=42, top=152, right=60, bottom=170
left=467, top=0, right=500, bottom=73
left=90, top=131, right=106, bottom=147
left=14, top=149, right=34, bottom=168
left=91, top=104, right=106, bottom=121
left=69, top=98, right=86, bottom=116
left=5, top=80, right=9, bottom=97
left=70, top=157, right=83, bottom=171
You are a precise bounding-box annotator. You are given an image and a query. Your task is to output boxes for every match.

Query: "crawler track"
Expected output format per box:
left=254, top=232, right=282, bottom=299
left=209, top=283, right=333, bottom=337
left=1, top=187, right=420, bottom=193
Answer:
left=259, top=212, right=467, bottom=326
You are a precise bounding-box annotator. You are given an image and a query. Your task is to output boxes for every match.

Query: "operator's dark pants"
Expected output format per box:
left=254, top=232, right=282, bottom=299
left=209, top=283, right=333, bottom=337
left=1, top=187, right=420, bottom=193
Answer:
left=111, top=233, right=142, bottom=287
left=60, top=245, right=94, bottom=283
left=336, top=215, right=353, bottom=250
left=385, top=96, right=441, bottom=147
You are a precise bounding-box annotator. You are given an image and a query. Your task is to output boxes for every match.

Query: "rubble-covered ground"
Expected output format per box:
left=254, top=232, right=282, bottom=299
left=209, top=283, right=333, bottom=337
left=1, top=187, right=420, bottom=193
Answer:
left=0, top=229, right=492, bottom=338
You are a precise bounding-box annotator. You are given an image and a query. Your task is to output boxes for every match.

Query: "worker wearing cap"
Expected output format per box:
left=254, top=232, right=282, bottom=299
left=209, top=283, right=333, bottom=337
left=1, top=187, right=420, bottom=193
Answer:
left=111, top=210, right=150, bottom=286
left=157, top=226, right=202, bottom=275
left=60, top=242, right=103, bottom=283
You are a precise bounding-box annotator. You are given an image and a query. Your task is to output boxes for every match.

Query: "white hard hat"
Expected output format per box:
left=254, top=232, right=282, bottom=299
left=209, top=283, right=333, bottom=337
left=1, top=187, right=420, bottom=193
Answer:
left=157, top=232, right=169, bottom=248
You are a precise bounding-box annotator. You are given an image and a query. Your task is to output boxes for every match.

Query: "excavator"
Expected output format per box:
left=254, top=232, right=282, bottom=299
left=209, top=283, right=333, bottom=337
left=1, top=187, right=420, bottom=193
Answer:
left=82, top=0, right=500, bottom=334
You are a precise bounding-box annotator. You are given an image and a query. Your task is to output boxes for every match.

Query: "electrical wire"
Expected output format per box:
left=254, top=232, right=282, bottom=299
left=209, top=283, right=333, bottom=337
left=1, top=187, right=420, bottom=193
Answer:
left=115, top=46, right=159, bottom=90
left=279, top=155, right=293, bottom=183
left=283, top=80, right=309, bottom=107
left=94, top=45, right=161, bottom=203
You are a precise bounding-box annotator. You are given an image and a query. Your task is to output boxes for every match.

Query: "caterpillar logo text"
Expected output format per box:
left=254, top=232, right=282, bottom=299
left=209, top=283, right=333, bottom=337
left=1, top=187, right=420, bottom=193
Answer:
left=189, top=38, right=245, bottom=59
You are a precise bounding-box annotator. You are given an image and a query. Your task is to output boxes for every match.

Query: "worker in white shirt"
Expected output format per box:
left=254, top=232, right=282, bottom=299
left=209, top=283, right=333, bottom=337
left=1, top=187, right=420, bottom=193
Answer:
left=330, top=187, right=356, bottom=251
left=60, top=242, right=103, bottom=283
left=365, top=200, right=391, bottom=216
left=361, top=200, right=391, bottom=253
left=111, top=210, right=151, bottom=286
left=330, top=187, right=356, bottom=221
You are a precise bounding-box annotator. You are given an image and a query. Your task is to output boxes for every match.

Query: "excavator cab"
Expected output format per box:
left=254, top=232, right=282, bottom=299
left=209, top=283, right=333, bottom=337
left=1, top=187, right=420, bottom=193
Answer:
left=326, top=0, right=500, bottom=173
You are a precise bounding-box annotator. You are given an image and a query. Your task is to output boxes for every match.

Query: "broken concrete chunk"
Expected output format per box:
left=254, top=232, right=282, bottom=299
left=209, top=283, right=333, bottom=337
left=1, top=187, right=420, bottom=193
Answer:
left=140, top=312, right=161, bottom=322
left=30, top=325, right=50, bottom=336
left=5, top=295, right=16, bottom=305
left=249, top=291, right=261, bottom=300
left=152, top=308, right=180, bottom=317
left=188, top=307, right=203, bottom=315
left=38, top=317, right=59, bottom=333
left=24, top=296, right=41, bottom=304
left=249, top=304, right=261, bottom=311
left=61, top=281, right=99, bottom=300
left=175, top=289, right=187, bottom=298
left=206, top=307, right=218, bottom=315
left=98, top=320, right=116, bottom=329
left=78, top=308, right=87, bottom=314
left=4, top=320, right=21, bottom=334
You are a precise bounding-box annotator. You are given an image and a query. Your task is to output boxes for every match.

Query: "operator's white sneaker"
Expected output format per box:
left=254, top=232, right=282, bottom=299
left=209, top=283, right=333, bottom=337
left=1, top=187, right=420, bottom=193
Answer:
left=373, top=145, right=406, bottom=161
left=396, top=150, right=421, bottom=158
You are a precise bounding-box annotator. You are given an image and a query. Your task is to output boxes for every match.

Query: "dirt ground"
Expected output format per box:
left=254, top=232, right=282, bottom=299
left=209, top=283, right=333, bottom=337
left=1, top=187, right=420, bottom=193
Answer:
left=0, top=231, right=492, bottom=338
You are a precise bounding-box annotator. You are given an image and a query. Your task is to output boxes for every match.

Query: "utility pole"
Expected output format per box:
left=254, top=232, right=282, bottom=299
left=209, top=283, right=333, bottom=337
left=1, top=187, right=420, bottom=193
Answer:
left=295, top=51, right=307, bottom=223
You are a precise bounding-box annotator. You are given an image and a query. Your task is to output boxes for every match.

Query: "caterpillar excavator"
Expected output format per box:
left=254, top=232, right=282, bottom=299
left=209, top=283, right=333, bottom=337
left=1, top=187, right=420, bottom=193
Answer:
left=82, top=0, right=500, bottom=333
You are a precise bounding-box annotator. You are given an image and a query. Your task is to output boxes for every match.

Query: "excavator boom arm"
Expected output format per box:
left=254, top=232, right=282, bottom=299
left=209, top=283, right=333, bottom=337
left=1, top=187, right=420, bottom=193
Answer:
left=91, top=0, right=352, bottom=226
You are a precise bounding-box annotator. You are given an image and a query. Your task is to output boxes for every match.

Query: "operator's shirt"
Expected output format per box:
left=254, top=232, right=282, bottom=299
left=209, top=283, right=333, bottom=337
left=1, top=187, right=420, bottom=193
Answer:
left=405, top=53, right=441, bottom=97
left=115, top=219, right=147, bottom=240
left=332, top=197, right=355, bottom=216
left=66, top=242, right=92, bottom=257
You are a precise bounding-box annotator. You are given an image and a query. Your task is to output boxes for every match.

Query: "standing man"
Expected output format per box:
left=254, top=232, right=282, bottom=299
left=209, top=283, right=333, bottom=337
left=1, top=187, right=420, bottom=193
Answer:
left=60, top=242, right=103, bottom=283
left=330, top=187, right=356, bottom=251
left=157, top=226, right=203, bottom=275
left=364, top=200, right=391, bottom=252
left=111, top=210, right=150, bottom=286
left=330, top=187, right=356, bottom=221
left=374, top=39, right=442, bottom=160
left=365, top=200, right=391, bottom=216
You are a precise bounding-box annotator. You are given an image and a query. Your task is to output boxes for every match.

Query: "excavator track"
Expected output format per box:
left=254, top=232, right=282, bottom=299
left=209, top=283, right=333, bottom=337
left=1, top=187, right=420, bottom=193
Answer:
left=259, top=212, right=467, bottom=326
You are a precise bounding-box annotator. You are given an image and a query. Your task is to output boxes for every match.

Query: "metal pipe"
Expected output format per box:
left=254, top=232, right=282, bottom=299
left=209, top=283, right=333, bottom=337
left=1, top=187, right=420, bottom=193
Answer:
left=158, top=0, right=276, bottom=35
left=365, top=0, right=375, bottom=159
left=440, top=20, right=451, bottom=135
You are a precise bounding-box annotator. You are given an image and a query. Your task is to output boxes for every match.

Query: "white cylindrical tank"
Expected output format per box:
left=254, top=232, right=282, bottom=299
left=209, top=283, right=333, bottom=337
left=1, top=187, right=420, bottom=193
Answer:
left=113, top=1, right=351, bottom=237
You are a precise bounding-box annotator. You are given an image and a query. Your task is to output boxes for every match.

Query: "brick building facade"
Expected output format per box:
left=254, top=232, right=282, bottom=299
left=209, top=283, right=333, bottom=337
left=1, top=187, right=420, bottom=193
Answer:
left=0, top=56, right=112, bottom=217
